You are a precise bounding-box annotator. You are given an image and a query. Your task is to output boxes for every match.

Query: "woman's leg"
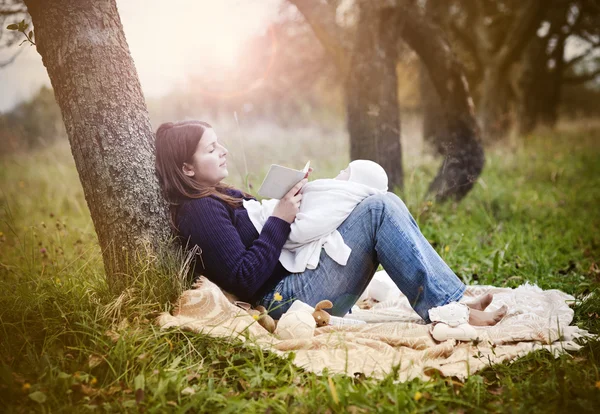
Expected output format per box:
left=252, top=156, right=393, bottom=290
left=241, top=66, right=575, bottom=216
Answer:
left=259, top=192, right=466, bottom=321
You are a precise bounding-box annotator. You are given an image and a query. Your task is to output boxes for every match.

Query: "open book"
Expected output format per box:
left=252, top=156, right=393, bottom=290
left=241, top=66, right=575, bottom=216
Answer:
left=257, top=161, right=311, bottom=199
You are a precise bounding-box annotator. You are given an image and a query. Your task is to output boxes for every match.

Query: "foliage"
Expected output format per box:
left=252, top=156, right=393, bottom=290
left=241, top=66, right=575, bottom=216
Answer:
left=5, top=18, right=34, bottom=46
left=0, top=127, right=599, bottom=412
left=0, top=0, right=29, bottom=51
left=0, top=86, right=64, bottom=154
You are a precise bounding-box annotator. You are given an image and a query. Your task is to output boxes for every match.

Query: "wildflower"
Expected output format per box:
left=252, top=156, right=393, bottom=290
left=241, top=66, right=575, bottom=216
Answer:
left=444, top=246, right=450, bottom=252
left=274, top=292, right=283, bottom=302
left=22, top=383, right=31, bottom=392
left=55, top=278, right=61, bottom=284
left=414, top=391, right=422, bottom=401
left=40, top=248, right=47, bottom=254
left=90, top=378, right=97, bottom=386
left=252, top=314, right=259, bottom=320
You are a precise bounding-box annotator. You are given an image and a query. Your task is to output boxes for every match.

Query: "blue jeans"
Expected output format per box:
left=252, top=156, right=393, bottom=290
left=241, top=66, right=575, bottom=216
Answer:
left=258, top=192, right=466, bottom=323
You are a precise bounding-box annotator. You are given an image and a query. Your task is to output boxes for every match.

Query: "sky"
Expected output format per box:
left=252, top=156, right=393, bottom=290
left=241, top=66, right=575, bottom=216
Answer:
left=0, top=0, right=282, bottom=112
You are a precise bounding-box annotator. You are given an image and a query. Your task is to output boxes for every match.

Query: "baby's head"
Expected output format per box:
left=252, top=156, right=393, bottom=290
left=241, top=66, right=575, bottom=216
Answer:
left=335, top=160, right=388, bottom=191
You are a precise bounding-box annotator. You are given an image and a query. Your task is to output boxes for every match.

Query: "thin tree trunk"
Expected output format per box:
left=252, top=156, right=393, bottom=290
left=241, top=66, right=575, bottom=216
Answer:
left=538, top=35, right=565, bottom=129
left=419, top=0, right=448, bottom=157
left=478, top=67, right=512, bottom=141
left=517, top=34, right=546, bottom=135
left=346, top=5, right=403, bottom=192
left=25, top=0, right=170, bottom=290
left=391, top=7, right=485, bottom=202
left=420, top=61, right=447, bottom=156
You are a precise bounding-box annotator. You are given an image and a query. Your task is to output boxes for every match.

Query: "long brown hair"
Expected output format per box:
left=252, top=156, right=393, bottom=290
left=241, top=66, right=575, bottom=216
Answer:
left=155, top=120, right=253, bottom=231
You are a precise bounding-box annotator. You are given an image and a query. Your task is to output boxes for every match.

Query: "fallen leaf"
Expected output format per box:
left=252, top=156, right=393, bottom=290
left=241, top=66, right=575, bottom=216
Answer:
left=181, top=387, right=196, bottom=395
left=105, top=330, right=120, bottom=343
left=28, top=391, right=47, bottom=403
left=88, top=354, right=104, bottom=369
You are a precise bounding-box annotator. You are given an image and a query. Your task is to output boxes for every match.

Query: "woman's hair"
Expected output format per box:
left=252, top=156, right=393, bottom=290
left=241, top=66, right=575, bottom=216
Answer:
left=154, top=120, right=253, bottom=231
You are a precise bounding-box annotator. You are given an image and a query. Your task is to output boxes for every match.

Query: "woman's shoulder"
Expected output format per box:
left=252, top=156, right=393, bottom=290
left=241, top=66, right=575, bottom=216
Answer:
left=178, top=187, right=252, bottom=217
left=180, top=195, right=228, bottom=214
left=177, top=196, right=233, bottom=233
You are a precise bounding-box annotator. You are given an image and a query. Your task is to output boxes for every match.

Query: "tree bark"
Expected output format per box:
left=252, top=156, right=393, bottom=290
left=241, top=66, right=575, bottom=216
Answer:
left=391, top=5, right=485, bottom=202
left=346, top=4, right=403, bottom=192
left=24, top=0, right=170, bottom=290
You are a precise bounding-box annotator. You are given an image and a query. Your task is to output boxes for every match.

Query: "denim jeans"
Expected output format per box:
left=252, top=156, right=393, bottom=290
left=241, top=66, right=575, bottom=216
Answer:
left=258, top=192, right=466, bottom=323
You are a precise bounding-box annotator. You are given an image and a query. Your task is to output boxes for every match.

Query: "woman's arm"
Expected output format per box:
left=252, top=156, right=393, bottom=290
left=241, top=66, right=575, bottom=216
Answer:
left=179, top=197, right=291, bottom=299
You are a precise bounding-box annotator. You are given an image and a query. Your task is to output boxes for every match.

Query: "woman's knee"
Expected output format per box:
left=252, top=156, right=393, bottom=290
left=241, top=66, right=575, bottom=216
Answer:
left=361, top=192, right=410, bottom=215
left=384, top=192, right=419, bottom=228
left=360, top=193, right=389, bottom=212
left=363, top=192, right=419, bottom=229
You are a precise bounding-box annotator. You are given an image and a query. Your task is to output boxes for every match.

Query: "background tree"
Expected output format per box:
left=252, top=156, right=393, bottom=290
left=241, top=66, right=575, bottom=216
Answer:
left=430, top=0, right=544, bottom=141
left=21, top=0, right=170, bottom=289
left=0, top=85, right=64, bottom=153
left=290, top=0, right=405, bottom=192
left=518, top=0, right=600, bottom=134
left=389, top=1, right=484, bottom=201
left=289, top=0, right=484, bottom=201
left=428, top=0, right=600, bottom=139
left=345, top=2, right=404, bottom=192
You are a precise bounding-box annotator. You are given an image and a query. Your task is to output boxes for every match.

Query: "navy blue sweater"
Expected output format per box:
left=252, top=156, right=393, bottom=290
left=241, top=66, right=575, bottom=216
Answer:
left=177, top=188, right=292, bottom=303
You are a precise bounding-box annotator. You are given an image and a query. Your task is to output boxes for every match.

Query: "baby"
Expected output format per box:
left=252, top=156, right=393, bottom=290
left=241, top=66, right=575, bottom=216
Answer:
left=243, top=160, right=388, bottom=273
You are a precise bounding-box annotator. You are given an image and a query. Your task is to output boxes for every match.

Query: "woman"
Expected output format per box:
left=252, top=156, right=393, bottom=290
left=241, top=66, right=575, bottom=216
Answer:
left=155, top=120, right=507, bottom=325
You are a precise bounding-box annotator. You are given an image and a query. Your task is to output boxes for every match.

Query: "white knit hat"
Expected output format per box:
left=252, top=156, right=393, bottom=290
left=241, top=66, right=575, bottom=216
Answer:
left=348, top=160, right=388, bottom=192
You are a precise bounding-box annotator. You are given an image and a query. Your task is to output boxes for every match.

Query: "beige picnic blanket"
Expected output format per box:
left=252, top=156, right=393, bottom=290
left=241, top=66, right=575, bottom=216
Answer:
left=156, top=274, right=592, bottom=381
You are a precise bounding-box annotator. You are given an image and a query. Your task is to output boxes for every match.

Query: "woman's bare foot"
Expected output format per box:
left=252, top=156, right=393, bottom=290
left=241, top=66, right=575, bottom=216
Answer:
left=469, top=305, right=508, bottom=326
left=465, top=293, right=494, bottom=311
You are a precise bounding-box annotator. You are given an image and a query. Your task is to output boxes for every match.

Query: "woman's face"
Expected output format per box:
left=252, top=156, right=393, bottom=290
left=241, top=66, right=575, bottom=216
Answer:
left=182, top=128, right=229, bottom=186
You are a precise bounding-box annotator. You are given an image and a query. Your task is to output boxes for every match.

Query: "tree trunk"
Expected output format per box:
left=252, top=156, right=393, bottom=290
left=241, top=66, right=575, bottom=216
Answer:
left=537, top=35, right=565, bottom=129
left=419, top=61, right=447, bottom=156
left=517, top=35, right=546, bottom=135
left=518, top=1, right=571, bottom=135
left=478, top=67, right=512, bottom=141
left=25, top=0, right=170, bottom=290
left=346, top=5, right=403, bottom=192
left=391, top=7, right=485, bottom=202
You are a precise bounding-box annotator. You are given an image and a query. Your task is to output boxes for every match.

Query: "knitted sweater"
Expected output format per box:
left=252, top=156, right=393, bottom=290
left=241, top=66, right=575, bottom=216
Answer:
left=177, top=188, right=292, bottom=303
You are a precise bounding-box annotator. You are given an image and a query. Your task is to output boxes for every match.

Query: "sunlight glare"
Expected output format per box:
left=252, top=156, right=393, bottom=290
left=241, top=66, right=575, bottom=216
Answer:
left=117, top=0, right=281, bottom=97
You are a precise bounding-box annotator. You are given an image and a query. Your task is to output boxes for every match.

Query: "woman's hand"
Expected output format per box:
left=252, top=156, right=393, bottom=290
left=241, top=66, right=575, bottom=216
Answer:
left=272, top=178, right=308, bottom=224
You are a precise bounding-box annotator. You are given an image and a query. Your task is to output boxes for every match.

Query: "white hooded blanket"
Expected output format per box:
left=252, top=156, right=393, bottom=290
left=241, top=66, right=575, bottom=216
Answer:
left=243, top=179, right=387, bottom=273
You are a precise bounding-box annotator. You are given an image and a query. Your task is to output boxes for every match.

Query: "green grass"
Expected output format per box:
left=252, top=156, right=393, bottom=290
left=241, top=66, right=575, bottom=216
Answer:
left=1, top=128, right=600, bottom=412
